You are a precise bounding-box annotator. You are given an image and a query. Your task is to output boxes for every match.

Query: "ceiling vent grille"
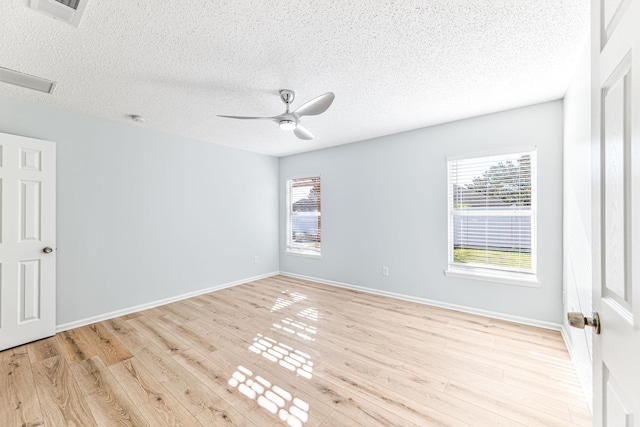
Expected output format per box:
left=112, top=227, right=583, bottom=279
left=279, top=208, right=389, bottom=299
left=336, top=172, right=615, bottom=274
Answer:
left=29, top=0, right=88, bottom=27
left=0, top=67, right=56, bottom=94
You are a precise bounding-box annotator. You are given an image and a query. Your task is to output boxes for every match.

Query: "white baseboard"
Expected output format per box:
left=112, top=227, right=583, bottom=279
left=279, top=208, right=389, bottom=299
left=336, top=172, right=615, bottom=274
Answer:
left=56, top=271, right=280, bottom=333
left=57, top=269, right=562, bottom=335
left=279, top=271, right=563, bottom=331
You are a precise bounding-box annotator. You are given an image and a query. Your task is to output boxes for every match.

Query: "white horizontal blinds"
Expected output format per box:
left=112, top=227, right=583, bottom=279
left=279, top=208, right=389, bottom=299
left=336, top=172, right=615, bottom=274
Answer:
left=56, top=0, right=79, bottom=9
left=448, top=151, right=535, bottom=274
left=288, top=176, right=321, bottom=253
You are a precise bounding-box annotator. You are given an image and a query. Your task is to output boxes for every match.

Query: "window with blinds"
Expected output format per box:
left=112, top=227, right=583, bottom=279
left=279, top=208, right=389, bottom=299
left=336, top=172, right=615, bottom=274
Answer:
left=286, top=176, right=321, bottom=256
left=56, top=0, right=80, bottom=9
left=447, top=150, right=536, bottom=279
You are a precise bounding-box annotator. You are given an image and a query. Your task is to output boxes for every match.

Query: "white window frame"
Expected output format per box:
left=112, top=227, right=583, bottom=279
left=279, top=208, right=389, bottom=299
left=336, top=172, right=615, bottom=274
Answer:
left=285, top=175, right=322, bottom=259
left=444, top=148, right=539, bottom=287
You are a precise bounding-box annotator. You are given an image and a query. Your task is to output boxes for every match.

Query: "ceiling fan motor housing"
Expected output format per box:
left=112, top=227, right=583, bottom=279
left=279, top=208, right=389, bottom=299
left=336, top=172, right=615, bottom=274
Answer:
left=280, top=89, right=295, bottom=105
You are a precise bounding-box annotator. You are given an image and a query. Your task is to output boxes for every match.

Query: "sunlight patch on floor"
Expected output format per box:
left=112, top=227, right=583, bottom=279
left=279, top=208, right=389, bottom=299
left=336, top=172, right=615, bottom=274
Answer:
left=271, top=291, right=308, bottom=312
left=248, top=333, right=314, bottom=379
left=228, top=365, right=310, bottom=426
left=297, top=307, right=319, bottom=321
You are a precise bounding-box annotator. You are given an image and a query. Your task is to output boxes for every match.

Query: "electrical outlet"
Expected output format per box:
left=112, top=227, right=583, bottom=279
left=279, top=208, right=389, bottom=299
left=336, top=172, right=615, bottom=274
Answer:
left=254, top=256, right=259, bottom=264
left=382, top=266, right=389, bottom=276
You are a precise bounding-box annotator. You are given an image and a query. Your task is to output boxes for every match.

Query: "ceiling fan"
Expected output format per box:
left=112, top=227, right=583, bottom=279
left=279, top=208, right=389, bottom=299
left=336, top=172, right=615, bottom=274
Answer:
left=218, top=90, right=335, bottom=140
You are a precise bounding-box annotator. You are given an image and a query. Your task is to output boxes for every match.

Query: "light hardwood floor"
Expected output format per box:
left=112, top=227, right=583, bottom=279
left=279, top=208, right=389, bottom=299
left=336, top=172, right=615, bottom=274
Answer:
left=1, top=275, right=591, bottom=426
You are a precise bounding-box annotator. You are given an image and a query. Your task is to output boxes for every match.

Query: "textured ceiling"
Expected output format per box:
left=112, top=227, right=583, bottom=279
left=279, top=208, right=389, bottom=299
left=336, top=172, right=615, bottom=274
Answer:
left=0, top=1, right=589, bottom=157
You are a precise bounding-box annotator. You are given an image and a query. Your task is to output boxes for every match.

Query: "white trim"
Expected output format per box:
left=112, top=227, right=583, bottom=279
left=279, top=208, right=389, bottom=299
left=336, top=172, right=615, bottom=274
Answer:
left=283, top=173, right=322, bottom=182
left=447, top=145, right=538, bottom=161
left=55, top=272, right=279, bottom=333
left=444, top=269, right=540, bottom=287
left=284, top=250, right=322, bottom=259
left=280, top=271, right=561, bottom=331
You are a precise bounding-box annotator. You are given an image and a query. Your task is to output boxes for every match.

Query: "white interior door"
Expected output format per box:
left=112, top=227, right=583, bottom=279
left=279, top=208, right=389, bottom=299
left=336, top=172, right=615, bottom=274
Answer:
left=591, top=0, right=640, bottom=424
left=0, top=132, right=56, bottom=351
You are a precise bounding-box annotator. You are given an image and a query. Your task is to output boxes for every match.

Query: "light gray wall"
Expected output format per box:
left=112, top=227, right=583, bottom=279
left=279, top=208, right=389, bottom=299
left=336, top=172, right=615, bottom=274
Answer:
left=280, top=100, right=564, bottom=324
left=0, top=94, right=564, bottom=327
left=563, top=41, right=593, bottom=406
left=0, top=95, right=279, bottom=326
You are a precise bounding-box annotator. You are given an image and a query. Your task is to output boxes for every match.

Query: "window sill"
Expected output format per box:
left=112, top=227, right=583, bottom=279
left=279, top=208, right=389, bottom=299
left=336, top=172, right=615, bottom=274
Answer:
left=444, top=269, right=540, bottom=287
left=285, top=250, right=322, bottom=260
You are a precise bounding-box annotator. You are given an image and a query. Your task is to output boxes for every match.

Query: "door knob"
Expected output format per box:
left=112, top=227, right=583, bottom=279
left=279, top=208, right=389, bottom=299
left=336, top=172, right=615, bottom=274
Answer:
left=567, top=311, right=600, bottom=334
left=42, top=247, right=53, bottom=254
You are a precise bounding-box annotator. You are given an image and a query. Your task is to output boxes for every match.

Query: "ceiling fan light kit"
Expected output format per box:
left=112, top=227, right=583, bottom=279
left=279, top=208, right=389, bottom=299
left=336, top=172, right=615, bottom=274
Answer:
left=218, top=89, right=335, bottom=140
left=279, top=120, right=297, bottom=131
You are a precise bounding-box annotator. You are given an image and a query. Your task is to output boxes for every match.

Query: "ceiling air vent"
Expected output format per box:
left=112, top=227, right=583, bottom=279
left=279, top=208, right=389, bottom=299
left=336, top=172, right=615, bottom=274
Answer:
left=0, top=67, right=56, bottom=94
left=29, top=0, right=88, bottom=27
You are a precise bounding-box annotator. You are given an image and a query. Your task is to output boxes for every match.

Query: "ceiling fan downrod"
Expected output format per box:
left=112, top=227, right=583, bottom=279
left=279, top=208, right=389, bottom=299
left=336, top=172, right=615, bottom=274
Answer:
left=279, top=89, right=295, bottom=113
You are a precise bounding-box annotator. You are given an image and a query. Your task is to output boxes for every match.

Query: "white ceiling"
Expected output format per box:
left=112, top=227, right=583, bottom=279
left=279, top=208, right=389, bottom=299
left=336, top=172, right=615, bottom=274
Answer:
left=0, top=1, right=589, bottom=157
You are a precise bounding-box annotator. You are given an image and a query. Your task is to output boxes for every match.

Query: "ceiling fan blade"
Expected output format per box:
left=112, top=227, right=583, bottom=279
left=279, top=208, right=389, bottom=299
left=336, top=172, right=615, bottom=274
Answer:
left=217, top=115, right=272, bottom=120
left=294, top=124, right=314, bottom=140
left=293, top=92, right=335, bottom=117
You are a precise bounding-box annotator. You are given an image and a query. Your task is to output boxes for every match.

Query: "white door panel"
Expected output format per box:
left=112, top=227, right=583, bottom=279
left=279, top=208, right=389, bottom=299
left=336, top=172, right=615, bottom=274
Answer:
left=0, top=132, right=56, bottom=351
left=591, top=0, right=640, bottom=424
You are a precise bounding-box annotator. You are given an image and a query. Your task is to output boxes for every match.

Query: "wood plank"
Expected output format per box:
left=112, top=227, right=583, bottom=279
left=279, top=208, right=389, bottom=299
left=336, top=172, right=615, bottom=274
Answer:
left=0, top=346, right=44, bottom=427
left=315, top=358, right=507, bottom=426
left=443, top=336, right=574, bottom=375
left=100, top=317, right=148, bottom=349
left=319, top=410, right=367, bottom=427
left=414, top=350, right=573, bottom=421
left=153, top=301, right=203, bottom=324
left=69, top=356, right=149, bottom=426
left=78, top=323, right=134, bottom=366
left=27, top=336, right=62, bottom=363
left=127, top=315, right=192, bottom=354
left=569, top=404, right=593, bottom=426
left=444, top=380, right=573, bottom=427
left=131, top=344, right=254, bottom=426
left=502, top=367, right=586, bottom=405
left=173, top=348, right=298, bottom=426
left=108, top=357, right=202, bottom=426
left=31, top=355, right=97, bottom=426
left=155, top=314, right=219, bottom=354
left=56, top=328, right=97, bottom=363
left=493, top=333, right=572, bottom=358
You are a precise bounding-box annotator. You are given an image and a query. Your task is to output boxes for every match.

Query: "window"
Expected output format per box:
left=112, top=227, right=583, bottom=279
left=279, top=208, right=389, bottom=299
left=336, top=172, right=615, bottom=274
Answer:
left=446, top=149, right=537, bottom=285
left=286, top=176, right=321, bottom=257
